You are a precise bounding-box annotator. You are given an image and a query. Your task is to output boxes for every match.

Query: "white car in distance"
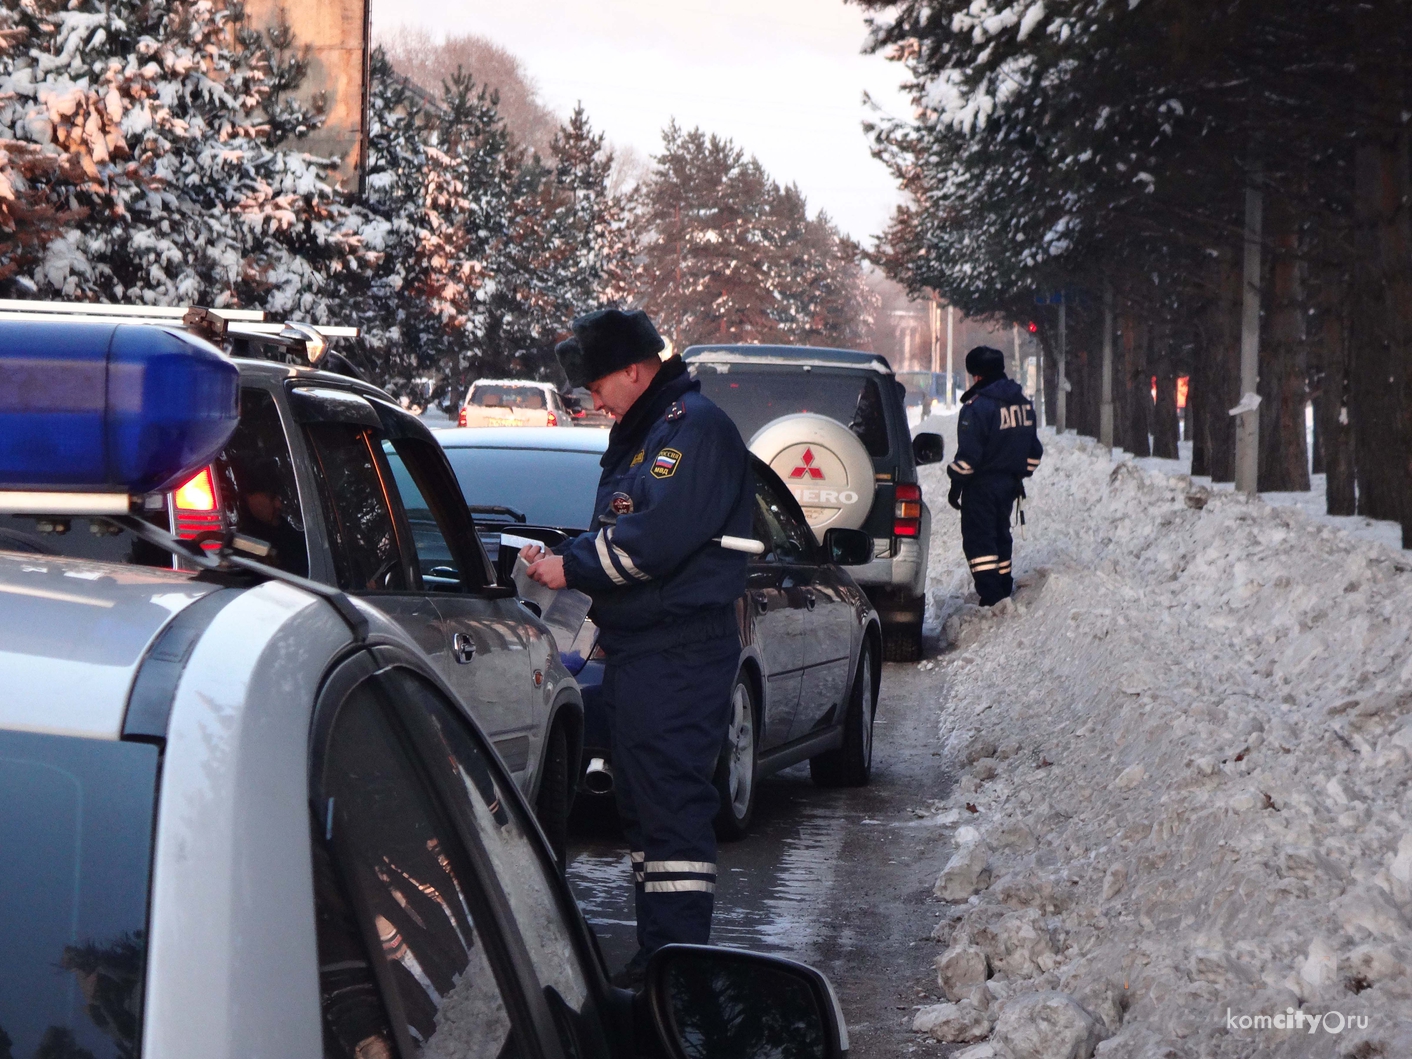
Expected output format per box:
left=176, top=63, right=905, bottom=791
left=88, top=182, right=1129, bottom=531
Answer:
left=458, top=379, right=568, bottom=428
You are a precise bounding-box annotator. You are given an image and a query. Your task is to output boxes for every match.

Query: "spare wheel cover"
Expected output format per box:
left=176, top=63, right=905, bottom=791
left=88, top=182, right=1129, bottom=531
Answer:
left=749, top=413, right=875, bottom=531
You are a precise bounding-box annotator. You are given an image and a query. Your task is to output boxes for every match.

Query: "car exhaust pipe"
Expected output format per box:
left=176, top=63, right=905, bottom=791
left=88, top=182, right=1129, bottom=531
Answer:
left=584, top=757, right=614, bottom=794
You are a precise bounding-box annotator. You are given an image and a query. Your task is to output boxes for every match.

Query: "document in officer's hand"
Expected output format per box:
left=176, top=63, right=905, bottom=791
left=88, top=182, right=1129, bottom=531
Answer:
left=503, top=533, right=593, bottom=649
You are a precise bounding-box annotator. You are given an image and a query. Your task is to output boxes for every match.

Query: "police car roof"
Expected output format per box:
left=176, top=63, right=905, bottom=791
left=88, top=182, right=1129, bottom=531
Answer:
left=0, top=551, right=219, bottom=740
left=682, top=344, right=895, bottom=374
left=433, top=426, right=610, bottom=452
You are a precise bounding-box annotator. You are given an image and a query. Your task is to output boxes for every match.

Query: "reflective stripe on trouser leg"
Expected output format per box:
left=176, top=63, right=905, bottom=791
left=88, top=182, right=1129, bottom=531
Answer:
left=643, top=860, right=717, bottom=893
left=631, top=851, right=645, bottom=887
left=605, top=634, right=739, bottom=953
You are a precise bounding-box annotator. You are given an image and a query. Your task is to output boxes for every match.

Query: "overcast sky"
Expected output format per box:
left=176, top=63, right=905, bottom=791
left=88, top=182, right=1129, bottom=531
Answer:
left=368, top=0, right=913, bottom=244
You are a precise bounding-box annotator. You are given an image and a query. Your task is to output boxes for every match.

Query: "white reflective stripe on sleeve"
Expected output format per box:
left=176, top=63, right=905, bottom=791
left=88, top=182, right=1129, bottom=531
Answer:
left=594, top=530, right=628, bottom=586
left=644, top=860, right=715, bottom=875
left=608, top=528, right=651, bottom=582
left=644, top=879, right=716, bottom=894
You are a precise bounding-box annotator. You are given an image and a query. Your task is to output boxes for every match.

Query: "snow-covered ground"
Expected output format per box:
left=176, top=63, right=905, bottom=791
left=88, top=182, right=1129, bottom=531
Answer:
left=912, top=431, right=1412, bottom=1058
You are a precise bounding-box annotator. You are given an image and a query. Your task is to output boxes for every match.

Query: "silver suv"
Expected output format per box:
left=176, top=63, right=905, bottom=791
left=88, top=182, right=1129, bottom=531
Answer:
left=684, top=344, right=945, bottom=660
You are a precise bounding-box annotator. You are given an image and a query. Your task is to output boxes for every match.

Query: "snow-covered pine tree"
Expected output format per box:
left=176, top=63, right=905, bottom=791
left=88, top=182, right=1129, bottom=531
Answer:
left=0, top=0, right=370, bottom=311
left=634, top=122, right=876, bottom=350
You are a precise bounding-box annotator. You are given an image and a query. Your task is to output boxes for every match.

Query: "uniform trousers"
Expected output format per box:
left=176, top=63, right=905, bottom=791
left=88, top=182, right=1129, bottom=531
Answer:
left=602, top=632, right=739, bottom=955
left=960, top=474, right=1021, bottom=606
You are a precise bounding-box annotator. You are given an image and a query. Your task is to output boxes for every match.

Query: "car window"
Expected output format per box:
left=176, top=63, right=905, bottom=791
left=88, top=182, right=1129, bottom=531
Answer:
left=753, top=473, right=815, bottom=563
left=443, top=447, right=603, bottom=531
left=216, top=387, right=309, bottom=577
left=319, top=681, right=522, bottom=1058
left=694, top=365, right=892, bottom=457
left=0, top=730, right=159, bottom=1059
left=304, top=423, right=410, bottom=592
left=470, top=385, right=546, bottom=410
left=391, top=672, right=599, bottom=1056
left=382, top=444, right=460, bottom=591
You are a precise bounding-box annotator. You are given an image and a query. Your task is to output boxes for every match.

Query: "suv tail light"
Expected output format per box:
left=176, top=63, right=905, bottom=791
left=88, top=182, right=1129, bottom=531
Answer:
left=894, top=482, right=922, bottom=538
left=173, top=465, right=224, bottom=550
left=546, top=410, right=558, bottom=426
left=458, top=406, right=468, bottom=427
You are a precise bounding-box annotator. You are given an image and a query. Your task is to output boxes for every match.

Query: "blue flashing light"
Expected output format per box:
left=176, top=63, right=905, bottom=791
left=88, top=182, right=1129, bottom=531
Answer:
left=0, top=320, right=239, bottom=494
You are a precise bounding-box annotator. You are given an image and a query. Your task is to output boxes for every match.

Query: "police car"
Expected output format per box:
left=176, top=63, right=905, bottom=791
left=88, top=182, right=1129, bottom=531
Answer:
left=0, top=301, right=582, bottom=864
left=0, top=316, right=850, bottom=1058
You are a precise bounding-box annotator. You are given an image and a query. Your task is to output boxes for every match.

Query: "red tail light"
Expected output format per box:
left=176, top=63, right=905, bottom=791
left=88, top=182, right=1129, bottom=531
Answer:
left=173, top=465, right=223, bottom=550
left=894, top=482, right=922, bottom=538
left=546, top=411, right=558, bottom=426
left=458, top=406, right=468, bottom=427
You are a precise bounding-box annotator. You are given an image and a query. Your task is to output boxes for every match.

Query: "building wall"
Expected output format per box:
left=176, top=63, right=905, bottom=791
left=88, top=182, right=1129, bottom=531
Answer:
left=244, top=0, right=371, bottom=191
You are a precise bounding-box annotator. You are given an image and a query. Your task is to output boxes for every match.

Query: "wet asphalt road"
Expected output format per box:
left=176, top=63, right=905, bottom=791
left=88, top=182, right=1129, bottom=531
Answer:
left=566, top=658, right=959, bottom=1057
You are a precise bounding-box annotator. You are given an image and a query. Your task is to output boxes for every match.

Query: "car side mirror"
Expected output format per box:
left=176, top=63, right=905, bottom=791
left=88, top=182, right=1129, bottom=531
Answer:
left=645, top=945, right=848, bottom=1059
left=913, top=432, right=945, bottom=465
left=822, top=527, right=872, bottom=566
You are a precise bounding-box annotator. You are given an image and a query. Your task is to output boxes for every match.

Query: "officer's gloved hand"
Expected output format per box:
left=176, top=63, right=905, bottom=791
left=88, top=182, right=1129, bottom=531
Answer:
left=948, top=480, right=963, bottom=510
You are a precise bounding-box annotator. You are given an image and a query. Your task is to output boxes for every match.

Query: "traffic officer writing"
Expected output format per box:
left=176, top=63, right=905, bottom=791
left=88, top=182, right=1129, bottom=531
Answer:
left=521, top=308, right=752, bottom=985
left=946, top=345, right=1043, bottom=607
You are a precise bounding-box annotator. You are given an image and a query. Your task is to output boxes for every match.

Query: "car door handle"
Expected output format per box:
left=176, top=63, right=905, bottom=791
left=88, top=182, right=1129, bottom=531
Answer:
left=804, top=590, right=816, bottom=611
left=750, top=591, right=769, bottom=614
left=453, top=632, right=476, bottom=664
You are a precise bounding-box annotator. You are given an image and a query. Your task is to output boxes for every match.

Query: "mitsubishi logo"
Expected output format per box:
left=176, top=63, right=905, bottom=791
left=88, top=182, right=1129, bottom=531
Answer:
left=790, top=448, right=825, bottom=480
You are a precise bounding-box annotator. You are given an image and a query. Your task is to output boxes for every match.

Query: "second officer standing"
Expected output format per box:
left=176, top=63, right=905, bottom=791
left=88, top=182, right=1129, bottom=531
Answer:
left=946, top=345, right=1043, bottom=605
left=520, top=308, right=753, bottom=986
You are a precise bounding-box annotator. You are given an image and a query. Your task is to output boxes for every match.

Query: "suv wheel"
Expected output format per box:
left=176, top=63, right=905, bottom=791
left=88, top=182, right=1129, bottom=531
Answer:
left=810, top=644, right=875, bottom=787
left=882, top=621, right=923, bottom=662
left=535, top=722, right=571, bottom=869
left=713, top=674, right=758, bottom=840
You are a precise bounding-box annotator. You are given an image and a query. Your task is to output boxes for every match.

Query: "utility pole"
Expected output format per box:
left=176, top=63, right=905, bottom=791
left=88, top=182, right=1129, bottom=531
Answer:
left=1056, top=297, right=1068, bottom=434
left=1234, top=153, right=1263, bottom=496
left=929, top=296, right=941, bottom=375
left=1100, top=280, right=1115, bottom=452
left=1011, top=321, right=1020, bottom=382
left=946, top=305, right=955, bottom=408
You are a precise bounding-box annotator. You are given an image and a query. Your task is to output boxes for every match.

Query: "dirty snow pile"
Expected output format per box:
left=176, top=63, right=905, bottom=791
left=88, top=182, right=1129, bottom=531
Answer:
left=911, top=432, right=1412, bottom=1059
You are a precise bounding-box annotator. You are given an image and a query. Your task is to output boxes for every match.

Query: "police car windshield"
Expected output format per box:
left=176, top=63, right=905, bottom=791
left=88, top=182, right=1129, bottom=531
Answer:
left=444, top=447, right=602, bottom=531
left=693, top=364, right=891, bottom=457
left=0, top=730, right=159, bottom=1059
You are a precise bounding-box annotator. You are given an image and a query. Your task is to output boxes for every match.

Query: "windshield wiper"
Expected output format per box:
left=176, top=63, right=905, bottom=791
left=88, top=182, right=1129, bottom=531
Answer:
left=469, top=505, right=527, bottom=524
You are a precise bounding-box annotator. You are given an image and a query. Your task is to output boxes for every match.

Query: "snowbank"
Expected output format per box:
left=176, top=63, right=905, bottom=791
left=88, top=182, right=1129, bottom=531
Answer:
left=914, top=432, right=1412, bottom=1058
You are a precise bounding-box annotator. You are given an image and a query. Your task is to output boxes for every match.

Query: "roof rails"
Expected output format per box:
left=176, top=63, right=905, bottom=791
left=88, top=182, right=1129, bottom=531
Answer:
left=0, top=299, right=360, bottom=368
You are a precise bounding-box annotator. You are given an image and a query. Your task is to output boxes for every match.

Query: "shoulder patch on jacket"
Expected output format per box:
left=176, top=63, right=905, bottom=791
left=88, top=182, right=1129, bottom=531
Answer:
left=651, top=447, right=682, bottom=478
left=665, top=400, right=686, bottom=422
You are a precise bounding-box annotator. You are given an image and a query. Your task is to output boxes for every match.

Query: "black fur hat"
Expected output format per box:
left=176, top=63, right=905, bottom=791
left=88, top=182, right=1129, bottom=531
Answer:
left=964, top=345, right=1007, bottom=380
left=556, top=308, right=665, bottom=387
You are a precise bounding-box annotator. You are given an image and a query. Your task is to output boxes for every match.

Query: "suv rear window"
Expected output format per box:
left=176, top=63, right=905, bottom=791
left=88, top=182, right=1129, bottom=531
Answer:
left=0, top=730, right=160, bottom=1059
left=693, top=365, right=891, bottom=457
left=469, top=385, right=546, bottom=410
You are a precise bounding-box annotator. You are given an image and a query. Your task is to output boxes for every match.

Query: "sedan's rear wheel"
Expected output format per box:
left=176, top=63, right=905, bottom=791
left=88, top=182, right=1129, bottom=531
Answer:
left=713, top=675, right=758, bottom=840
left=810, top=644, right=875, bottom=787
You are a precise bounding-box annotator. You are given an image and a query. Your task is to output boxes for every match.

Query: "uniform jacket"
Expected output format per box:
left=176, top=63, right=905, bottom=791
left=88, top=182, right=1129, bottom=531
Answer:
left=947, top=376, right=1043, bottom=484
left=562, top=358, right=753, bottom=655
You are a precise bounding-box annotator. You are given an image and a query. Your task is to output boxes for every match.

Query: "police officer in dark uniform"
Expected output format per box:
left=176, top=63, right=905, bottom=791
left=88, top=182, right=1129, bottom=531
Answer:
left=946, top=346, right=1043, bottom=606
left=520, top=308, right=753, bottom=985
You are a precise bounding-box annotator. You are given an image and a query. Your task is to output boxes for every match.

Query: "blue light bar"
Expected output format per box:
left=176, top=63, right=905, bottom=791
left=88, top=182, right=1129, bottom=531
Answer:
left=0, top=320, right=239, bottom=496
